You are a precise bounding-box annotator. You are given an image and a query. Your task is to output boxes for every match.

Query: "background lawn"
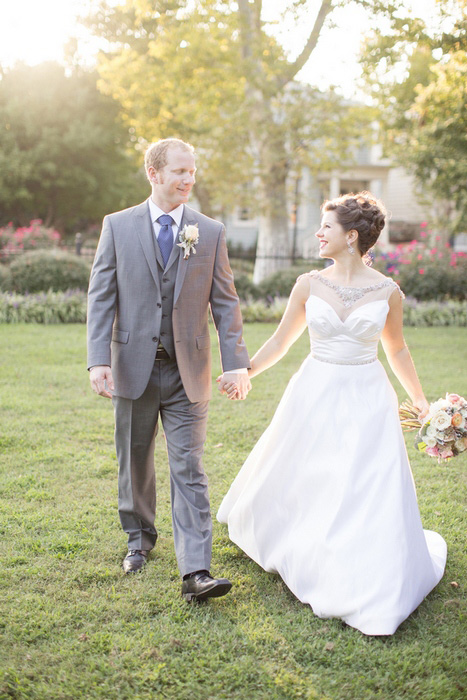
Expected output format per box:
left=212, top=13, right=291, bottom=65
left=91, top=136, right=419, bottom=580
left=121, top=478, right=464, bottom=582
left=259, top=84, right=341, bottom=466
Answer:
left=0, top=324, right=466, bottom=700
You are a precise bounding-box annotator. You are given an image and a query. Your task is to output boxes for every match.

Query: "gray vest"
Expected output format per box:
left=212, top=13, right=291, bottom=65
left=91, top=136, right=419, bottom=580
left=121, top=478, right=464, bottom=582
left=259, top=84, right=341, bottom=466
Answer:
left=156, top=255, right=177, bottom=359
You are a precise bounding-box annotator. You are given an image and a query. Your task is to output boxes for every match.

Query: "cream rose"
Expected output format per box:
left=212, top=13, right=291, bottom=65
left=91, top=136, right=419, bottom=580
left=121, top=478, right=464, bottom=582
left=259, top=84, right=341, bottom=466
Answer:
left=454, top=438, right=466, bottom=453
left=424, top=436, right=437, bottom=448
left=431, top=410, right=452, bottom=432
left=184, top=225, right=199, bottom=242
left=428, top=399, right=449, bottom=418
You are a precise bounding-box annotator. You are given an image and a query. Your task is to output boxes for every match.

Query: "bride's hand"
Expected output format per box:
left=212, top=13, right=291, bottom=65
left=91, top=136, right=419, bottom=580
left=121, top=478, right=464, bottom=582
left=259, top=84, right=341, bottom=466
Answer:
left=216, top=375, right=238, bottom=399
left=412, top=396, right=430, bottom=422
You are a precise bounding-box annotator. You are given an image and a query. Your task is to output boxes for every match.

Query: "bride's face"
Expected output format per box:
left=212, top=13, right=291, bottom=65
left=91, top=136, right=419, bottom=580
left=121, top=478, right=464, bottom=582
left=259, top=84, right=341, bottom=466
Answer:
left=316, top=210, right=350, bottom=258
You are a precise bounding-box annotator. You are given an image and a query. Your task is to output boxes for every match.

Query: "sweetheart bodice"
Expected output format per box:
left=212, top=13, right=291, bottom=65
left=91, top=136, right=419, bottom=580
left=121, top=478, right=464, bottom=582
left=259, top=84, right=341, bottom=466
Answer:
left=305, top=295, right=390, bottom=365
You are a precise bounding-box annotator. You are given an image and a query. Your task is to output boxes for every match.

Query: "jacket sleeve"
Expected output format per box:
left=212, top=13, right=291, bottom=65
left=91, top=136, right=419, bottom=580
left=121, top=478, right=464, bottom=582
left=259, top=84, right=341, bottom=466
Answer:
left=209, top=225, right=250, bottom=372
left=86, top=216, right=117, bottom=369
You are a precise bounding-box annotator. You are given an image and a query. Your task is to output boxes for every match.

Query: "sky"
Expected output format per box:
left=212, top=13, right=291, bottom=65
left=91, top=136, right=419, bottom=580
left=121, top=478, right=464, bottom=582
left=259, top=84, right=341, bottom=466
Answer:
left=0, top=0, right=442, bottom=98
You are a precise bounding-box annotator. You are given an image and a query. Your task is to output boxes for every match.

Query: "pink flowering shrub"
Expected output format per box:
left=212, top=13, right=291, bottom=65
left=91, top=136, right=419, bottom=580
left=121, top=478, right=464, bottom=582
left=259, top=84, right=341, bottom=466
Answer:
left=373, top=229, right=467, bottom=300
left=0, top=220, right=61, bottom=258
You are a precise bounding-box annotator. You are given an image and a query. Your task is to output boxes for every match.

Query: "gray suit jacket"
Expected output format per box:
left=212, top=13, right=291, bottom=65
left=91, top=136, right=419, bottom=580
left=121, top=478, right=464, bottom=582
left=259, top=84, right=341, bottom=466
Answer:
left=87, top=199, right=250, bottom=402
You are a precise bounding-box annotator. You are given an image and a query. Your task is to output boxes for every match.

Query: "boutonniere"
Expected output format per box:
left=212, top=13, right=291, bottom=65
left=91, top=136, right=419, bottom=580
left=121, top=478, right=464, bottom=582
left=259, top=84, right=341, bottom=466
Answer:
left=177, top=224, right=199, bottom=259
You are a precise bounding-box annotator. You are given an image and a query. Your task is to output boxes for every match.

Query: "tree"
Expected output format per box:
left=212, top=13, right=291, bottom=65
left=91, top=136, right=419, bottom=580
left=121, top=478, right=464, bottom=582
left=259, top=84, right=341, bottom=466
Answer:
left=360, top=0, right=467, bottom=237
left=85, top=0, right=401, bottom=281
left=0, top=62, right=147, bottom=233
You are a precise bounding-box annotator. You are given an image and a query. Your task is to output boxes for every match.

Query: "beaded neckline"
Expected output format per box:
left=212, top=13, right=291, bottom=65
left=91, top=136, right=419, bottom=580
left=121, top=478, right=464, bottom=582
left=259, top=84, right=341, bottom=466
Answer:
left=310, top=270, right=403, bottom=308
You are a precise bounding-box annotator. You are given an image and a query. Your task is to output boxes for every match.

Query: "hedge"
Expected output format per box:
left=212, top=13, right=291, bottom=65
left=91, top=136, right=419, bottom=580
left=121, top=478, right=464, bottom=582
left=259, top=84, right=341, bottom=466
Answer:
left=1, top=291, right=465, bottom=326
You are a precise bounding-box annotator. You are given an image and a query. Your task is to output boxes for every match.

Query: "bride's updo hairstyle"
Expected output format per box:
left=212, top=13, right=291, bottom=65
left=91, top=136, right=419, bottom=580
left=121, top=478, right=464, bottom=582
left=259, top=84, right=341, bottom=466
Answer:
left=322, top=191, right=386, bottom=257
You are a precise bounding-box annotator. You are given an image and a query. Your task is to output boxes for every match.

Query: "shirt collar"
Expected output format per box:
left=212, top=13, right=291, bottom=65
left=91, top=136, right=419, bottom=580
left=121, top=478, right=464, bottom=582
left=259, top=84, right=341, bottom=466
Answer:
left=148, top=198, right=184, bottom=228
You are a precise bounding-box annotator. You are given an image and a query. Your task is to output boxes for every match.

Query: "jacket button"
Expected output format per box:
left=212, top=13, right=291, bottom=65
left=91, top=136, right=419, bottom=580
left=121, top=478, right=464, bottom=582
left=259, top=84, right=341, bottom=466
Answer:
left=152, top=337, right=158, bottom=342
left=157, top=303, right=161, bottom=308
left=163, top=278, right=168, bottom=283
left=161, top=331, right=166, bottom=336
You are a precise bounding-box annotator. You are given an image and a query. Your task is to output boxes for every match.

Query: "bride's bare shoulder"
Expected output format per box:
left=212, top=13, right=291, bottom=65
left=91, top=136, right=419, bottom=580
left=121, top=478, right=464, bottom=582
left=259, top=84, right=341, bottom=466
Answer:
left=293, top=272, right=314, bottom=299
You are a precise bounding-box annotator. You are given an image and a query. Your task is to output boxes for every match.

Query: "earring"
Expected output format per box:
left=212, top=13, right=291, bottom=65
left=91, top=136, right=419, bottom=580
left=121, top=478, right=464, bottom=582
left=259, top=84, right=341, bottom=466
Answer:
left=347, top=240, right=355, bottom=255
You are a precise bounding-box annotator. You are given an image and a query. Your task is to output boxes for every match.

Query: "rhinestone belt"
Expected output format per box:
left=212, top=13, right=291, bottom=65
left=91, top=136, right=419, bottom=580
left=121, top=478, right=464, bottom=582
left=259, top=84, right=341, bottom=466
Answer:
left=312, top=355, right=377, bottom=366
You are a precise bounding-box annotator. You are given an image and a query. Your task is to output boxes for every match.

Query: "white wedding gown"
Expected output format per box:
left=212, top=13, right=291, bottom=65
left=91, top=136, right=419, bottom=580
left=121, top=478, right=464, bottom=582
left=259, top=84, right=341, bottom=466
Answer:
left=218, top=271, right=447, bottom=636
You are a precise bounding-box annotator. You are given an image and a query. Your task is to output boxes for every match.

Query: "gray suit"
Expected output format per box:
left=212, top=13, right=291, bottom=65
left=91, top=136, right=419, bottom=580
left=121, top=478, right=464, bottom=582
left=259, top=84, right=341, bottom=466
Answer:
left=87, top=199, right=249, bottom=576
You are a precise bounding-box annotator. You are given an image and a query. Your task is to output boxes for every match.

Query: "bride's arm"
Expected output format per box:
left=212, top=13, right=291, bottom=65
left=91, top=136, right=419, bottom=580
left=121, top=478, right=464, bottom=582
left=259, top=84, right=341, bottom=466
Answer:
left=381, top=289, right=429, bottom=419
left=248, top=276, right=309, bottom=379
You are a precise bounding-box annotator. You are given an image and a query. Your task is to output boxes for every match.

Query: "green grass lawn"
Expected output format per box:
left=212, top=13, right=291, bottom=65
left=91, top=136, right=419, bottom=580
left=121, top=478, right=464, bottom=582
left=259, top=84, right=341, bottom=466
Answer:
left=0, top=324, right=466, bottom=700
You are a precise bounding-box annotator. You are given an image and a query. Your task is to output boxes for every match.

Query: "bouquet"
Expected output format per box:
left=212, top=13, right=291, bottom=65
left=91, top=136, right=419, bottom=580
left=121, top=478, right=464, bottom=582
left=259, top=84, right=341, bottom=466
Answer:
left=399, top=393, right=467, bottom=461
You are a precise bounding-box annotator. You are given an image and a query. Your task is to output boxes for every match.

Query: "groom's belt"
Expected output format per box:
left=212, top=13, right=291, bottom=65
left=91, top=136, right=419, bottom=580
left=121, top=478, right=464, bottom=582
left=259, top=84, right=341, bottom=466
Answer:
left=155, top=345, right=171, bottom=360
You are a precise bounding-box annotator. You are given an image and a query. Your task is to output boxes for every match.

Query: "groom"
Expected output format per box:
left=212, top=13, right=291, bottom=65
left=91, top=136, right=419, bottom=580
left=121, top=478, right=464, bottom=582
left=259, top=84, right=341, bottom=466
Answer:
left=87, top=138, right=250, bottom=601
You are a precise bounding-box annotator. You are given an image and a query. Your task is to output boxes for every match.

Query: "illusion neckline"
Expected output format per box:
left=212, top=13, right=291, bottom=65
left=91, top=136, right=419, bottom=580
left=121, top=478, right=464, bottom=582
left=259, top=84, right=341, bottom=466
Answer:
left=309, top=271, right=401, bottom=308
left=311, top=270, right=393, bottom=291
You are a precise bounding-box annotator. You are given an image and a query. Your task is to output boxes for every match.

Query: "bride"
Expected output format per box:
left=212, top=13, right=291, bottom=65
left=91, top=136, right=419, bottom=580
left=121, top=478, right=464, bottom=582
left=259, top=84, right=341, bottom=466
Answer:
left=218, top=192, right=447, bottom=636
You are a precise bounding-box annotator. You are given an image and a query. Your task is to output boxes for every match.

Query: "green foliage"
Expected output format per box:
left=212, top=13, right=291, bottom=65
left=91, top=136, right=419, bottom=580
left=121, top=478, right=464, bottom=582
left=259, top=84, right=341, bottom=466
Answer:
left=360, top=2, right=467, bottom=234
left=373, top=239, right=467, bottom=300
left=0, top=323, right=465, bottom=699
left=0, top=288, right=465, bottom=327
left=0, top=290, right=87, bottom=323
left=6, top=250, right=91, bottom=294
left=256, top=263, right=323, bottom=299
left=239, top=297, right=467, bottom=326
left=397, top=262, right=467, bottom=301
left=0, top=264, right=11, bottom=290
left=84, top=0, right=379, bottom=281
left=0, top=220, right=61, bottom=257
left=408, top=51, right=467, bottom=230
left=0, top=62, right=147, bottom=232
left=233, top=273, right=262, bottom=301
left=403, top=299, right=467, bottom=327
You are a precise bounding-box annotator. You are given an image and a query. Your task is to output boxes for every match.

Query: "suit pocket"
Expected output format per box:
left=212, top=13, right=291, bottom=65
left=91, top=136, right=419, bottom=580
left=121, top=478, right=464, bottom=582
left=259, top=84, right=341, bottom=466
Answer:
left=112, top=329, right=129, bottom=344
left=196, top=335, right=211, bottom=350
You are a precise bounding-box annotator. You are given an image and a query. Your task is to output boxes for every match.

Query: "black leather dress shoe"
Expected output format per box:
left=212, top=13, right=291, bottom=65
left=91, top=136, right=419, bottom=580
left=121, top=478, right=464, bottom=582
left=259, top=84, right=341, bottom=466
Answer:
left=181, top=571, right=232, bottom=602
left=122, top=549, right=149, bottom=574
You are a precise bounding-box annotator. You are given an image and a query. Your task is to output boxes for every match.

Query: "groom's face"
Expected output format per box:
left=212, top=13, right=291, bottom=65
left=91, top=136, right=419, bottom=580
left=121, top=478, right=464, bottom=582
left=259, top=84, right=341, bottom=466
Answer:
left=153, top=148, right=196, bottom=211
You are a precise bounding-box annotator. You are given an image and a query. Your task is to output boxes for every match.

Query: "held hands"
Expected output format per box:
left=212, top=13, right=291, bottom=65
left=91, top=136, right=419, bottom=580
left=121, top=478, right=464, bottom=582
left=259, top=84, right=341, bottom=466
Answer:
left=90, top=365, right=114, bottom=399
left=217, top=372, right=252, bottom=401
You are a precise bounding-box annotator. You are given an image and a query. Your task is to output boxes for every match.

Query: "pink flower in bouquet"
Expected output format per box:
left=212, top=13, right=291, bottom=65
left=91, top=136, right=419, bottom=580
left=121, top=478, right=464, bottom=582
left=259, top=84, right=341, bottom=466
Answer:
left=447, top=394, right=461, bottom=403
left=440, top=447, right=453, bottom=460
left=426, top=446, right=440, bottom=457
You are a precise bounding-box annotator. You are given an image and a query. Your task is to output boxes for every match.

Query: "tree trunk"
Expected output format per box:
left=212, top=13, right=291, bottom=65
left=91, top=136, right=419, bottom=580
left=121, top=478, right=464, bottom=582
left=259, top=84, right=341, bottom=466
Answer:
left=253, top=168, right=292, bottom=284
left=193, top=182, right=214, bottom=219
left=253, top=134, right=291, bottom=284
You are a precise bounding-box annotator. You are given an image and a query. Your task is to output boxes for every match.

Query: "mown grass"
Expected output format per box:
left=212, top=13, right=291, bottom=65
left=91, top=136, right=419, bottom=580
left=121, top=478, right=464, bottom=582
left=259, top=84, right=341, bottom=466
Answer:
left=0, top=324, right=466, bottom=700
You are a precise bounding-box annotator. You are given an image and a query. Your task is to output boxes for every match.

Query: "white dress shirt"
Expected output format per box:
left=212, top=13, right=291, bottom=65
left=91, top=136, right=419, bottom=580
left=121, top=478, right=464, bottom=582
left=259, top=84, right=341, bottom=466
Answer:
left=148, top=198, right=184, bottom=243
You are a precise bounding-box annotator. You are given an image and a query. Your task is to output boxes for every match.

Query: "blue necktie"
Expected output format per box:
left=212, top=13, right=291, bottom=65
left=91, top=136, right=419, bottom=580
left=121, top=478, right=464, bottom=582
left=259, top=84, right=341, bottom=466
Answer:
left=157, top=214, right=174, bottom=267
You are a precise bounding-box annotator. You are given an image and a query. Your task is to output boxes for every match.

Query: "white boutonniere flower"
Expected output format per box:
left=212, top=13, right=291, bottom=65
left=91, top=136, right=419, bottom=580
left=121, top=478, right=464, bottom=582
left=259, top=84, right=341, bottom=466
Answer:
left=177, top=224, right=199, bottom=259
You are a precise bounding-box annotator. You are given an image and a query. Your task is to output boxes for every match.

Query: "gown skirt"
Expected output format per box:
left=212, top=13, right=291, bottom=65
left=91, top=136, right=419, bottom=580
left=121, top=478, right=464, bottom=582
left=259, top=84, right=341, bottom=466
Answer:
left=217, top=354, right=447, bottom=636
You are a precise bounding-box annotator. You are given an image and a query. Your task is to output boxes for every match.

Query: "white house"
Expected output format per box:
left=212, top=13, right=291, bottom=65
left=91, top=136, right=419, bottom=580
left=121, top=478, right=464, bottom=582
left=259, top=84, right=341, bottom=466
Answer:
left=222, top=141, right=430, bottom=259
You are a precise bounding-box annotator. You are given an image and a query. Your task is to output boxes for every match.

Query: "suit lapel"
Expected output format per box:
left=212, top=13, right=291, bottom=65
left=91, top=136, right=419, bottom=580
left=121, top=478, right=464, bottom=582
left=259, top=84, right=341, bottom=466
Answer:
left=134, top=199, right=161, bottom=291
left=173, top=206, right=198, bottom=304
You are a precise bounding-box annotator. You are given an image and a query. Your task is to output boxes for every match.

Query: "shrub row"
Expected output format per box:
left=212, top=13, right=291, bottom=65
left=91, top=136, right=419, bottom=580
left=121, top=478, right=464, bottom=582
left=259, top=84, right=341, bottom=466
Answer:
left=0, top=245, right=465, bottom=302
left=1, top=290, right=465, bottom=326
left=0, top=250, right=91, bottom=293
left=0, top=290, right=87, bottom=323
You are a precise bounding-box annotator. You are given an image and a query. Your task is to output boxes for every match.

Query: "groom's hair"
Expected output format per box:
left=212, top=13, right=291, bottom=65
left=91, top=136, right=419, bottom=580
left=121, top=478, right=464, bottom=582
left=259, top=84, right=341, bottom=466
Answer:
left=144, top=138, right=195, bottom=176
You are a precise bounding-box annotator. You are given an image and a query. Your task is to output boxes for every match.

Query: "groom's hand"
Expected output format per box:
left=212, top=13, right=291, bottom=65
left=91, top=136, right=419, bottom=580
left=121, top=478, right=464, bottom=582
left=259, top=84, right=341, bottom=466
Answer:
left=217, top=373, right=251, bottom=401
left=90, top=365, right=114, bottom=399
